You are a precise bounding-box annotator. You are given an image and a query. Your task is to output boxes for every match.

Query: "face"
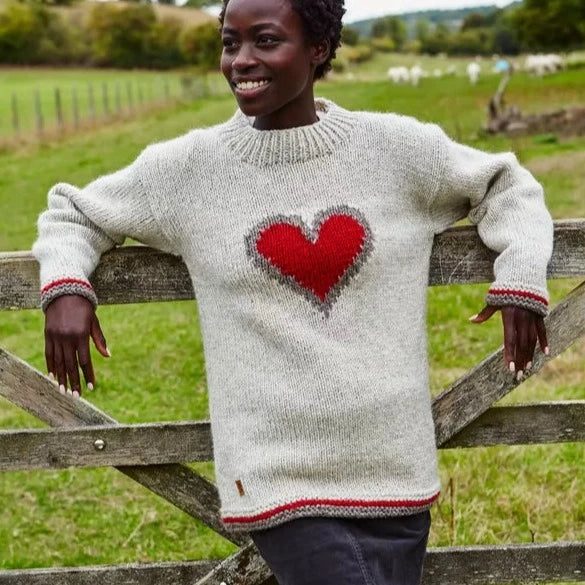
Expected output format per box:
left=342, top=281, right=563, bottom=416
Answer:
left=221, top=0, right=328, bottom=126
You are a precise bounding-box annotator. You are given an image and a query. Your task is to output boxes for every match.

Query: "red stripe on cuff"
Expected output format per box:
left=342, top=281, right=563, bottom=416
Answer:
left=489, top=288, right=548, bottom=306
left=41, top=278, right=94, bottom=294
left=223, top=492, right=440, bottom=525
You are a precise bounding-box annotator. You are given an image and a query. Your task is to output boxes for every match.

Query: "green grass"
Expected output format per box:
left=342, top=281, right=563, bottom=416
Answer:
left=0, top=68, right=584, bottom=577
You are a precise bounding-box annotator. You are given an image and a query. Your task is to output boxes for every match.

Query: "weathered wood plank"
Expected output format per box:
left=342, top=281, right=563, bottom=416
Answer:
left=2, top=401, right=584, bottom=471
left=1, top=543, right=583, bottom=585
left=433, top=280, right=585, bottom=447
left=0, top=560, right=218, bottom=585
left=0, top=348, right=247, bottom=547
left=2, top=220, right=584, bottom=310
left=444, top=401, right=585, bottom=448
left=0, top=421, right=213, bottom=471
left=422, top=541, right=585, bottom=585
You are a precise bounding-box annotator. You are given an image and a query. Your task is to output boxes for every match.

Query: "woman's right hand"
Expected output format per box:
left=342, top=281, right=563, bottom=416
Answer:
left=44, top=295, right=110, bottom=397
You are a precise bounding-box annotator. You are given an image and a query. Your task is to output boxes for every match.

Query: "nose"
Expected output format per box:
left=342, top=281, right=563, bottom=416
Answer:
left=232, top=42, right=258, bottom=71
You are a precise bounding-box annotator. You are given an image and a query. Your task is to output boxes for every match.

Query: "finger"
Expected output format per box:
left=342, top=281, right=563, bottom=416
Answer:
left=90, top=314, right=110, bottom=358
left=77, top=337, right=95, bottom=392
left=53, top=342, right=67, bottom=394
left=64, top=340, right=82, bottom=397
left=469, top=305, right=498, bottom=323
left=535, top=318, right=549, bottom=356
left=501, top=309, right=517, bottom=372
left=44, top=331, right=55, bottom=381
left=515, top=321, right=529, bottom=378
left=525, top=319, right=538, bottom=371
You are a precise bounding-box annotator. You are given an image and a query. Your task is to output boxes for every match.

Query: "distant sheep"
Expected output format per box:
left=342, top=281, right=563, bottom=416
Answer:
left=467, top=62, right=481, bottom=85
left=409, top=65, right=424, bottom=86
left=525, top=54, right=565, bottom=76
left=387, top=66, right=410, bottom=84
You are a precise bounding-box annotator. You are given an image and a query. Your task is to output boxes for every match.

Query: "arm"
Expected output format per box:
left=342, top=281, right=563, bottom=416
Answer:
left=32, top=149, right=175, bottom=395
left=428, top=130, right=554, bottom=377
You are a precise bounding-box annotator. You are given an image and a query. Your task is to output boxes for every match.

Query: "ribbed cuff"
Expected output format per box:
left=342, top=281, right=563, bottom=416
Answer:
left=40, top=278, right=98, bottom=313
left=486, top=285, right=549, bottom=317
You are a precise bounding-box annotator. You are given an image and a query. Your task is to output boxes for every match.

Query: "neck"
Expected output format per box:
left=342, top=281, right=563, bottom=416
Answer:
left=252, top=87, right=319, bottom=131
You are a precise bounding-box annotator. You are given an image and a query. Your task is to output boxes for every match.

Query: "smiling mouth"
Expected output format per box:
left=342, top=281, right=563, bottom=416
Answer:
left=233, top=79, right=271, bottom=95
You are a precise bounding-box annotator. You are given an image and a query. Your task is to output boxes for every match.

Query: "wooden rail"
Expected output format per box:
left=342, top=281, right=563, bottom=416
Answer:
left=1, top=219, right=584, bottom=584
left=2, top=220, right=585, bottom=310
left=0, top=402, right=584, bottom=472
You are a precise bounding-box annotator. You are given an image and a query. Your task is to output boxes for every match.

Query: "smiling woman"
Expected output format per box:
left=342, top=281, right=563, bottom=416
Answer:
left=31, top=0, right=553, bottom=583
left=219, top=0, right=343, bottom=128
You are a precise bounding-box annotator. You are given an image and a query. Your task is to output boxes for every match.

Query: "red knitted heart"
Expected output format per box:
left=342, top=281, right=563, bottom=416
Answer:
left=253, top=211, right=370, bottom=304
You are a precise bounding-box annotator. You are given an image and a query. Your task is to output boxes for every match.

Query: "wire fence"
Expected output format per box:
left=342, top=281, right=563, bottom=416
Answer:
left=2, top=74, right=228, bottom=146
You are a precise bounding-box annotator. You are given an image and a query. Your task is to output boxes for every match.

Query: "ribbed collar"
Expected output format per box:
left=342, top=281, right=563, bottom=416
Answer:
left=219, top=98, right=357, bottom=166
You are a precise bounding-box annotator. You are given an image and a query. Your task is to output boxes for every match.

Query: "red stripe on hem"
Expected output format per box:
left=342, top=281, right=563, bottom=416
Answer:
left=41, top=278, right=94, bottom=294
left=223, top=493, right=440, bottom=525
left=489, top=288, right=548, bottom=306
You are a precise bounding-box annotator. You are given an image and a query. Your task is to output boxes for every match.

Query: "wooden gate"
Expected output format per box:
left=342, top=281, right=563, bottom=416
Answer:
left=1, top=220, right=584, bottom=584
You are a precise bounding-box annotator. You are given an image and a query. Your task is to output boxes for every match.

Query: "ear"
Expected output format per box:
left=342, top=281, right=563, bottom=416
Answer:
left=311, top=39, right=331, bottom=68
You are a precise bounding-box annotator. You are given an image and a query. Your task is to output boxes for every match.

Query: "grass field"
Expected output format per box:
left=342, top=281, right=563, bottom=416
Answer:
left=0, top=67, right=584, bottom=577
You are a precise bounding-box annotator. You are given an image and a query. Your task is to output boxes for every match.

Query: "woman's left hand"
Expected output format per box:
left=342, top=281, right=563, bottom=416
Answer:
left=469, top=305, right=550, bottom=380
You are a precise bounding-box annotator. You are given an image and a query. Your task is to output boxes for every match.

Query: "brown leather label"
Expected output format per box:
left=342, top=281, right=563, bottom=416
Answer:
left=235, top=479, right=245, bottom=496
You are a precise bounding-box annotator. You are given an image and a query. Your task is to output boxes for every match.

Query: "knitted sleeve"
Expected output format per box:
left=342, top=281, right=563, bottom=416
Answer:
left=32, top=150, right=175, bottom=312
left=427, top=130, right=554, bottom=316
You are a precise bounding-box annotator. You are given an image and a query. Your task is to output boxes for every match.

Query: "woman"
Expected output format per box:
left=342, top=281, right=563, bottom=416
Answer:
left=33, top=0, right=554, bottom=583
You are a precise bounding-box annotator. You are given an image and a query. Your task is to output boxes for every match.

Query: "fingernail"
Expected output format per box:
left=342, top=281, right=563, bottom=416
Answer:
left=516, top=370, right=523, bottom=381
left=509, top=361, right=515, bottom=373
left=49, top=372, right=55, bottom=381
left=106, top=347, right=112, bottom=357
left=526, top=361, right=533, bottom=370
left=468, top=314, right=478, bottom=321
left=87, top=382, right=94, bottom=391
left=66, top=388, right=73, bottom=396
left=59, top=385, right=66, bottom=395
left=72, top=391, right=80, bottom=399
left=544, top=346, right=550, bottom=356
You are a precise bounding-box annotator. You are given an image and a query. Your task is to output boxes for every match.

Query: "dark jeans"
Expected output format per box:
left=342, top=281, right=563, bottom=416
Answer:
left=250, top=511, right=431, bottom=585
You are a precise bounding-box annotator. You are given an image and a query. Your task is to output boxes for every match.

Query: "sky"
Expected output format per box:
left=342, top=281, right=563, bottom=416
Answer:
left=205, top=1, right=518, bottom=23
left=343, top=0, right=516, bottom=22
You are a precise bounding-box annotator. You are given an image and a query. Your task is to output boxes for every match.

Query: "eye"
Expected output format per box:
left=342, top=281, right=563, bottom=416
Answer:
left=257, top=35, right=279, bottom=47
left=222, top=37, right=239, bottom=51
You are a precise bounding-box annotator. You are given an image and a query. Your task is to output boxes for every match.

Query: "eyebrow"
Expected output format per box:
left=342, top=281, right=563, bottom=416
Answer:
left=222, top=22, right=284, bottom=35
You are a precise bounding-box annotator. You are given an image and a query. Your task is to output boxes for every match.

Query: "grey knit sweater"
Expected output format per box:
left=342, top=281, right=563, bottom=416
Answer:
left=33, top=99, right=554, bottom=532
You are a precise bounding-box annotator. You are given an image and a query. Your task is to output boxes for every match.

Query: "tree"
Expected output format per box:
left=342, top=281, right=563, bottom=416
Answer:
left=180, top=20, right=222, bottom=69
left=183, top=0, right=219, bottom=8
left=88, top=3, right=157, bottom=68
left=512, top=0, right=585, bottom=51
left=414, top=19, right=431, bottom=43
left=461, top=12, right=488, bottom=30
left=371, top=16, right=407, bottom=50
left=341, top=26, right=360, bottom=47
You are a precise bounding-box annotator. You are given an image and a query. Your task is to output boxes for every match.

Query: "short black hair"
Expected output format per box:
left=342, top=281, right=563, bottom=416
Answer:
left=219, top=0, right=345, bottom=80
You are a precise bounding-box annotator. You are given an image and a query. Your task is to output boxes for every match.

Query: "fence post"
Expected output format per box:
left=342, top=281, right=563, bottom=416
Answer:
left=11, top=93, right=19, bottom=139
left=88, top=83, right=96, bottom=121
left=55, top=87, right=64, bottom=133
left=102, top=82, right=110, bottom=116
left=115, top=82, right=122, bottom=115
left=72, top=86, right=80, bottom=130
left=126, top=81, right=134, bottom=112
left=34, top=89, right=43, bottom=138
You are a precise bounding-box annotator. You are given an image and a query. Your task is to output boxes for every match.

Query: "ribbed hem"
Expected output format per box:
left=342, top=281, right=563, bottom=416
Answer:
left=219, top=98, right=357, bottom=166
left=486, top=285, right=549, bottom=316
left=40, top=278, right=98, bottom=312
left=221, top=492, right=440, bottom=532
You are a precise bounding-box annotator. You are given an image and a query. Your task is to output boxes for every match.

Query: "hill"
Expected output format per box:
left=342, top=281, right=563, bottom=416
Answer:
left=349, top=2, right=522, bottom=37
left=52, top=1, right=215, bottom=29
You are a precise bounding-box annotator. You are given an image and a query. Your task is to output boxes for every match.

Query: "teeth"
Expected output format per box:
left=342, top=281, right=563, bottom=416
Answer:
left=236, top=80, right=269, bottom=90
